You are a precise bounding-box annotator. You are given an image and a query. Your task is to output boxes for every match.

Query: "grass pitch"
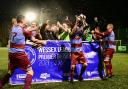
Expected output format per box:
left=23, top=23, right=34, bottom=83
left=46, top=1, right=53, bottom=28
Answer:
left=0, top=48, right=128, bottom=89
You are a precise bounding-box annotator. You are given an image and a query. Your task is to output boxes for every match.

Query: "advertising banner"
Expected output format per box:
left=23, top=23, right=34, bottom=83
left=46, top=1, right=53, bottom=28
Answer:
left=10, top=41, right=104, bottom=85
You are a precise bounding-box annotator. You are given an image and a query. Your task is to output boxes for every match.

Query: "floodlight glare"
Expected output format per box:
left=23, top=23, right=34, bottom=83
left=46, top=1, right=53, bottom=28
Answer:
left=25, top=11, right=36, bottom=22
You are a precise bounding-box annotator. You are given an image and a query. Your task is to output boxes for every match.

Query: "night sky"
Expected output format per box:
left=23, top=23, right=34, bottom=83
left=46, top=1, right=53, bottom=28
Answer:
left=0, top=0, right=127, bottom=27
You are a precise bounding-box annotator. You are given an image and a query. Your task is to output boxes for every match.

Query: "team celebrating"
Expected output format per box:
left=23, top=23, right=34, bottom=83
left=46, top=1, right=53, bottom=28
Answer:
left=0, top=13, right=116, bottom=89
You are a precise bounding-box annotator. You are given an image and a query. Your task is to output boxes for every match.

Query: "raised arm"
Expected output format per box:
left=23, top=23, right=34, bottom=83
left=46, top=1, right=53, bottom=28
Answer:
left=57, top=21, right=67, bottom=32
left=94, top=31, right=111, bottom=38
left=71, top=16, right=79, bottom=34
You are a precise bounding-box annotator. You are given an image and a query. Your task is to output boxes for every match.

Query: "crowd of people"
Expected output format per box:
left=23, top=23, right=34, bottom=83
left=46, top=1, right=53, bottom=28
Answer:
left=0, top=14, right=116, bottom=89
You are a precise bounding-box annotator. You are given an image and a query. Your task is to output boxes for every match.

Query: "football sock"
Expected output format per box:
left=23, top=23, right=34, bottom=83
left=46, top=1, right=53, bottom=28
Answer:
left=24, top=74, right=32, bottom=89
left=0, top=73, right=11, bottom=86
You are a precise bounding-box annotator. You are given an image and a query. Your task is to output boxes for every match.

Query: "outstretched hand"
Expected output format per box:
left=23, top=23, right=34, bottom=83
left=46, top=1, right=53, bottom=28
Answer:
left=91, top=30, right=95, bottom=34
left=65, top=16, right=69, bottom=21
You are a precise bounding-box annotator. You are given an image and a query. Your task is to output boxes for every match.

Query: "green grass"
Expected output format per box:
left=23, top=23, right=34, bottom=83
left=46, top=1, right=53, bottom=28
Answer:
left=0, top=48, right=128, bottom=89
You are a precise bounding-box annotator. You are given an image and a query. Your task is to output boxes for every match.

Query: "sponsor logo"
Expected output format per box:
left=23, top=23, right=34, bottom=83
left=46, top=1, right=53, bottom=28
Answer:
left=25, top=46, right=36, bottom=65
left=16, top=74, right=26, bottom=79
left=85, top=51, right=97, bottom=58
left=86, top=71, right=99, bottom=76
left=40, top=73, right=50, bottom=79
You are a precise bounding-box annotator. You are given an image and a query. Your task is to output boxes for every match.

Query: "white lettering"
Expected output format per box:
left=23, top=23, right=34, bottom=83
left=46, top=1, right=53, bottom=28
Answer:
left=38, top=47, right=70, bottom=53
left=40, top=73, right=50, bottom=79
left=16, top=74, right=26, bottom=79
left=85, top=52, right=97, bottom=58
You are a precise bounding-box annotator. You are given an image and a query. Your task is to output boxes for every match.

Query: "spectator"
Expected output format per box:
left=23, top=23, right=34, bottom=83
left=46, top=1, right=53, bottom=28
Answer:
left=40, top=20, right=59, bottom=40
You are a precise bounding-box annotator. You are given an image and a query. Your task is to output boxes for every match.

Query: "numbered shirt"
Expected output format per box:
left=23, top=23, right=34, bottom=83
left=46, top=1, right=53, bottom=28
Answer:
left=9, top=25, right=25, bottom=53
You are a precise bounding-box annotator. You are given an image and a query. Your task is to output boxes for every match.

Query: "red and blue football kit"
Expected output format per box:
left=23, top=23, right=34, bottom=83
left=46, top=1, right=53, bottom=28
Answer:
left=95, top=30, right=115, bottom=77
left=9, top=25, right=31, bottom=72
left=70, top=26, right=87, bottom=65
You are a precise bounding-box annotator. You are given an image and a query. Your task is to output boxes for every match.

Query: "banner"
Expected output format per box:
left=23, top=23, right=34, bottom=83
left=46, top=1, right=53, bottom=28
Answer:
left=118, top=46, right=127, bottom=52
left=10, top=41, right=104, bottom=85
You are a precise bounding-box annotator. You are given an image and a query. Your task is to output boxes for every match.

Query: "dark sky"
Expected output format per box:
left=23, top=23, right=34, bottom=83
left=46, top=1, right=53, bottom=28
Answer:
left=0, top=0, right=127, bottom=27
